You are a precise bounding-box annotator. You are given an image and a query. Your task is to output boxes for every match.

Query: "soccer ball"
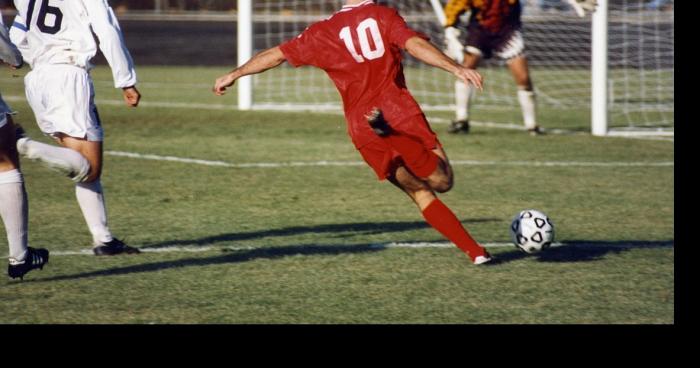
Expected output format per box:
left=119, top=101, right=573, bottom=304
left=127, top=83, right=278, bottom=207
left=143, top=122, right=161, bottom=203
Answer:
left=510, top=210, right=555, bottom=253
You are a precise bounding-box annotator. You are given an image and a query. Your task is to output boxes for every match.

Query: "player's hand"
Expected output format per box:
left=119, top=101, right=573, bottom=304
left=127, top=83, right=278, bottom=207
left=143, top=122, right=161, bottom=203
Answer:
left=213, top=73, right=237, bottom=96
left=122, top=86, right=141, bottom=107
left=454, top=67, right=483, bottom=91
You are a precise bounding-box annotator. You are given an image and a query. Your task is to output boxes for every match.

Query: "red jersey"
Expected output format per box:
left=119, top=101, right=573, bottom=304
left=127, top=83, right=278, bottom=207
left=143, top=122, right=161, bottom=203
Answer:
left=279, top=0, right=428, bottom=149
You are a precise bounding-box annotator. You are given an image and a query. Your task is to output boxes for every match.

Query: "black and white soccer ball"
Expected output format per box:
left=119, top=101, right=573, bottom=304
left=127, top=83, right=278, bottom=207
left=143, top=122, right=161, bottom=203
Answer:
left=510, top=210, right=555, bottom=254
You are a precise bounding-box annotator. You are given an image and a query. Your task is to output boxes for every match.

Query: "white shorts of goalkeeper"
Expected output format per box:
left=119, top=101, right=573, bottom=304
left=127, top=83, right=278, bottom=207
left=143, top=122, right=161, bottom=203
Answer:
left=466, top=26, right=526, bottom=61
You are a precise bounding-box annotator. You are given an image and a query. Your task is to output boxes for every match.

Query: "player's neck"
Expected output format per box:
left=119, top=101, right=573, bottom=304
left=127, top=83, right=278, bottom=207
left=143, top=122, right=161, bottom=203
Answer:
left=345, top=0, right=372, bottom=6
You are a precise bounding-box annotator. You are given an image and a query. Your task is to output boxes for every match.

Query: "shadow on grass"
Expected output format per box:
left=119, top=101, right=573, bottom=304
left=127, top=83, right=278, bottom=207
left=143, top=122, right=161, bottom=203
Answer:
left=139, top=219, right=501, bottom=249
left=19, top=240, right=673, bottom=283
left=28, top=243, right=385, bottom=283
left=489, top=240, right=674, bottom=265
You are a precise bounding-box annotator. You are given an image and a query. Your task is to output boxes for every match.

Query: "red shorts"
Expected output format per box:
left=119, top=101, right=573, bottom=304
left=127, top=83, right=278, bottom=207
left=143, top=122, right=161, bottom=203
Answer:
left=358, top=114, right=441, bottom=181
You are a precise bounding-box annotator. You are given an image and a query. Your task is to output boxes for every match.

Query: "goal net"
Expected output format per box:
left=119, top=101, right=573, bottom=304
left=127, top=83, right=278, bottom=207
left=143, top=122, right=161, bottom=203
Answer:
left=244, top=0, right=674, bottom=134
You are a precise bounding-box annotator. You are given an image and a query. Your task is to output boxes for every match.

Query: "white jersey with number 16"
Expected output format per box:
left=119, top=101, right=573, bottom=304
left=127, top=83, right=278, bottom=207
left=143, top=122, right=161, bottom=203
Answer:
left=9, top=0, right=136, bottom=88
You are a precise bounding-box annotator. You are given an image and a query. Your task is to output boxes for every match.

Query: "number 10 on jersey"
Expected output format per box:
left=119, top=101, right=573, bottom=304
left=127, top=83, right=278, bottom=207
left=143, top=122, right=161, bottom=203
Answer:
left=339, top=18, right=386, bottom=63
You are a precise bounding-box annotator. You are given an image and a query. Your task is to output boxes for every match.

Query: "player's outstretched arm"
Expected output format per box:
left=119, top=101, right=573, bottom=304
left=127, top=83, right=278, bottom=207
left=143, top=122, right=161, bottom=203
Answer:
left=404, top=36, right=483, bottom=91
left=213, top=46, right=286, bottom=96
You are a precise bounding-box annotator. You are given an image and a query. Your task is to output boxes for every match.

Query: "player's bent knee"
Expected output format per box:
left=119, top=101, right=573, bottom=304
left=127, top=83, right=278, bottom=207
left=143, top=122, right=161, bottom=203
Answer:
left=430, top=178, right=453, bottom=193
left=82, top=168, right=101, bottom=183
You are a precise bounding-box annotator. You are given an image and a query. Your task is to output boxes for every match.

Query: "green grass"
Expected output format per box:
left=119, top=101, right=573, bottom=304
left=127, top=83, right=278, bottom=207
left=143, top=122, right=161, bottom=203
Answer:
left=0, top=66, right=673, bottom=324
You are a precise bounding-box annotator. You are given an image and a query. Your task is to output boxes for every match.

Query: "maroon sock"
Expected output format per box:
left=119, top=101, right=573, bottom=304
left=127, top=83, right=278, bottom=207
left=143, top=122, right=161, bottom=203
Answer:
left=421, top=199, right=487, bottom=260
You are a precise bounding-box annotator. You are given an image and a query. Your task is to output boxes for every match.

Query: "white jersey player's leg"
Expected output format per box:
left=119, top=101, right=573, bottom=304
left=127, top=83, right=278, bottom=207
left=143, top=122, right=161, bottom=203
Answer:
left=75, top=180, right=113, bottom=246
left=1, top=108, right=50, bottom=279
left=22, top=65, right=137, bottom=254
left=0, top=168, right=28, bottom=263
left=16, top=133, right=90, bottom=182
left=0, top=103, right=28, bottom=264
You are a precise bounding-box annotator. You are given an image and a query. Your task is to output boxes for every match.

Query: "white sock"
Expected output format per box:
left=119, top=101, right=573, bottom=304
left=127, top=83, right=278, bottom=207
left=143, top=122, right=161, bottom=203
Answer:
left=517, top=89, right=538, bottom=130
left=455, top=81, right=474, bottom=121
left=17, top=137, right=90, bottom=182
left=0, top=169, right=28, bottom=263
left=75, top=180, right=113, bottom=245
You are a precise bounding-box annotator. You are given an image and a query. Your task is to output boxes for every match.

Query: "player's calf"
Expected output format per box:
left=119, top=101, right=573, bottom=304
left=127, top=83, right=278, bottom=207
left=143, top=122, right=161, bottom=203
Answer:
left=15, top=127, right=91, bottom=183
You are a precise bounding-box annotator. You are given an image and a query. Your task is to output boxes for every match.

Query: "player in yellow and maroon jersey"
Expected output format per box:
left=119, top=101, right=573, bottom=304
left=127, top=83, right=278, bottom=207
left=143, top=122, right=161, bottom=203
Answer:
left=443, top=0, right=542, bottom=135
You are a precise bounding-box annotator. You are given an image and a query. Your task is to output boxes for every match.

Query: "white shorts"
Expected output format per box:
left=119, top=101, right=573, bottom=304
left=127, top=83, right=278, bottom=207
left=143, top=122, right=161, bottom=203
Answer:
left=465, top=30, right=526, bottom=61
left=24, top=65, right=104, bottom=141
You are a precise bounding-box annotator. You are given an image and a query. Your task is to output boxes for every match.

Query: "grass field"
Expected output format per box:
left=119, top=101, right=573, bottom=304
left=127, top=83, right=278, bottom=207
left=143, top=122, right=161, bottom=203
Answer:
left=0, top=66, right=673, bottom=324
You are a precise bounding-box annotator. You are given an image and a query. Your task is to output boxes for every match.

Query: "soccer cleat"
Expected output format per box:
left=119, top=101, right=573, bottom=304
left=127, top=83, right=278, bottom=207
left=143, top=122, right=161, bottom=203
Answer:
left=93, top=238, right=141, bottom=256
left=366, top=107, right=392, bottom=137
left=8, top=247, right=50, bottom=280
left=447, top=119, right=470, bottom=134
left=472, top=251, right=493, bottom=265
left=528, top=126, right=545, bottom=136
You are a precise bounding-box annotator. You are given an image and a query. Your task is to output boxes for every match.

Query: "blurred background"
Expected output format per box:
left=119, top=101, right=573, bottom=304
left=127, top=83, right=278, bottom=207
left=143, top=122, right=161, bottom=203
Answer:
left=0, top=0, right=673, bottom=131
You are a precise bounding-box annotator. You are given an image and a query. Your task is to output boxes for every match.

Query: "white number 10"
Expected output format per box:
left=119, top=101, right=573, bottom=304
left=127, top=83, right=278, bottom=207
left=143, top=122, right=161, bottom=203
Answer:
left=339, top=18, right=386, bottom=63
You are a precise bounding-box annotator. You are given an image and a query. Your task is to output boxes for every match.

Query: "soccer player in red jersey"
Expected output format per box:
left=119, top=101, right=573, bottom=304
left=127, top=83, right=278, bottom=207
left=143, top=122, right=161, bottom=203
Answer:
left=213, top=0, right=492, bottom=265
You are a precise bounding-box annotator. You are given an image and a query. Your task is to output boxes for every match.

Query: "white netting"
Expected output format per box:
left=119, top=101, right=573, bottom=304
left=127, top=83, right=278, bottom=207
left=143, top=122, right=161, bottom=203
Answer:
left=248, top=0, right=674, bottom=131
left=607, top=0, right=674, bottom=131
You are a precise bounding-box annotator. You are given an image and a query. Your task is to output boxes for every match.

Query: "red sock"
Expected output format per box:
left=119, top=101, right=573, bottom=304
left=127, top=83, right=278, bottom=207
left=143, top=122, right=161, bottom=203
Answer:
left=381, top=134, right=438, bottom=178
left=421, top=199, right=486, bottom=261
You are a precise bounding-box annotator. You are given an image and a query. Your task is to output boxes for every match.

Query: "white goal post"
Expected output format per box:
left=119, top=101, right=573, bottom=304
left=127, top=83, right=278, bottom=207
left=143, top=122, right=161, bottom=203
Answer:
left=236, top=0, right=674, bottom=137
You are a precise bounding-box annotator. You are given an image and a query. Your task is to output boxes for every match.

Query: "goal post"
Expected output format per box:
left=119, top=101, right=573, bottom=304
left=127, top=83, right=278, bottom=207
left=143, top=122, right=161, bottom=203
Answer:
left=428, top=0, right=447, bottom=26
left=237, top=0, right=253, bottom=110
left=236, top=0, right=674, bottom=137
left=591, top=0, right=608, bottom=136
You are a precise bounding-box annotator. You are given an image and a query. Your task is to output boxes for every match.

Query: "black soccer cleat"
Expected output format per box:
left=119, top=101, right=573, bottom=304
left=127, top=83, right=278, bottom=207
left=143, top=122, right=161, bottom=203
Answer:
left=8, top=247, right=50, bottom=280
left=447, top=119, right=470, bottom=134
left=366, top=107, right=392, bottom=137
left=93, top=238, right=141, bottom=256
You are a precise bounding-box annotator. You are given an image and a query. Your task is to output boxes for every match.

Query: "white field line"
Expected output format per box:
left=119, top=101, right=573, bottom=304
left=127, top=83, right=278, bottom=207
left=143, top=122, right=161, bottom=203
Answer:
left=37, top=240, right=672, bottom=257
left=105, top=150, right=673, bottom=169
left=2, top=95, right=673, bottom=141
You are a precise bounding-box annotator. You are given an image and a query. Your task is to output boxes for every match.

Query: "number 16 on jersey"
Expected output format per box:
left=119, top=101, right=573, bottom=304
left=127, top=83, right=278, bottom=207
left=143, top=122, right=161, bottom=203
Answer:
left=25, top=0, right=63, bottom=34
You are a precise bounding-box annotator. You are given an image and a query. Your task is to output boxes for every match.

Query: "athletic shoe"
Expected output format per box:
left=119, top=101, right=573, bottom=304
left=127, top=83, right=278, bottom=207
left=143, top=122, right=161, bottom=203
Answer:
left=8, top=247, right=49, bottom=280
left=93, top=238, right=141, bottom=256
left=447, top=119, right=470, bottom=134
left=366, top=107, right=392, bottom=137
left=472, top=251, right=493, bottom=265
